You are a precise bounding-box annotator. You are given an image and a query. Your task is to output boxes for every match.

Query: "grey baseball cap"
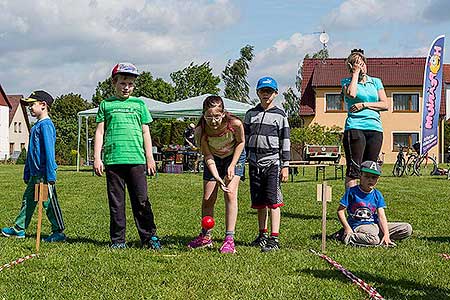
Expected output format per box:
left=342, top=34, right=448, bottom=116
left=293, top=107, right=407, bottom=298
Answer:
left=360, top=160, right=381, bottom=176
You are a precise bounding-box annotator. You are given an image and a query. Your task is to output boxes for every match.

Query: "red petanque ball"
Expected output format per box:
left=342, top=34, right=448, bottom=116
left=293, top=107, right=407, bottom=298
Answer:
left=201, top=216, right=215, bottom=230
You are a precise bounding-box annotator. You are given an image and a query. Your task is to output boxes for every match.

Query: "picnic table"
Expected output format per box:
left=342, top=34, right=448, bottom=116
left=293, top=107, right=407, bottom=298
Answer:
left=289, top=160, right=344, bottom=182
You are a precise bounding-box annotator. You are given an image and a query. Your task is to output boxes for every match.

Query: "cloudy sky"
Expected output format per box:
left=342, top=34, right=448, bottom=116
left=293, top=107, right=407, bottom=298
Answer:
left=1, top=0, right=449, bottom=102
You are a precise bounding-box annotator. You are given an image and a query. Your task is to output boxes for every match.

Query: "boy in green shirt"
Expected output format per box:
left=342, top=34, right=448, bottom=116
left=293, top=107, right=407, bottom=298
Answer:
left=93, top=62, right=160, bottom=250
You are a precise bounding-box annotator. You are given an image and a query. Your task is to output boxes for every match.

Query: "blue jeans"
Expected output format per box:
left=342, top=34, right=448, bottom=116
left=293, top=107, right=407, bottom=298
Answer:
left=203, top=150, right=246, bottom=181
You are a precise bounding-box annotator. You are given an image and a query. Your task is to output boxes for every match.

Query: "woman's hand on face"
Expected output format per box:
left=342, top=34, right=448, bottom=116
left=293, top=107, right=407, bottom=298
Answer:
left=349, top=102, right=365, bottom=113
left=351, top=57, right=365, bottom=74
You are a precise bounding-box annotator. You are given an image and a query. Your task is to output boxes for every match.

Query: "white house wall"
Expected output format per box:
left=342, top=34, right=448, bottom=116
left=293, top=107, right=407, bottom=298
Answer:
left=0, top=106, right=9, bottom=160
left=9, top=105, right=29, bottom=154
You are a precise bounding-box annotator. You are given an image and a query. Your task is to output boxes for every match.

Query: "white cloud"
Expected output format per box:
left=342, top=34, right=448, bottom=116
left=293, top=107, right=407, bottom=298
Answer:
left=247, top=32, right=351, bottom=102
left=323, top=0, right=428, bottom=29
left=0, top=0, right=238, bottom=99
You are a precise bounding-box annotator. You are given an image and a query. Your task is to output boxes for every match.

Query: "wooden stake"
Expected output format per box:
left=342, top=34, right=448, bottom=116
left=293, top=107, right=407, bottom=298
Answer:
left=317, top=182, right=332, bottom=253
left=35, top=182, right=47, bottom=253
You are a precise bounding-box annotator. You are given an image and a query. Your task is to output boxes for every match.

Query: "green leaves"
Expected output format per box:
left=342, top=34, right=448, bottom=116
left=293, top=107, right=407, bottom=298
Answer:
left=170, top=62, right=220, bottom=101
left=51, top=93, right=93, bottom=165
left=222, top=44, right=254, bottom=103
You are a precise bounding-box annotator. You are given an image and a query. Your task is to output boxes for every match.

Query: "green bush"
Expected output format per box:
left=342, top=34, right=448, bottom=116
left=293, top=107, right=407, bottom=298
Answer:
left=16, top=148, right=27, bottom=164
left=150, top=119, right=198, bottom=146
left=290, top=123, right=343, bottom=159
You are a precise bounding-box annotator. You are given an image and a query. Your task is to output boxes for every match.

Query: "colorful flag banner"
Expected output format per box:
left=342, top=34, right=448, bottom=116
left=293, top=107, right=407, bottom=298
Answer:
left=421, top=35, right=445, bottom=155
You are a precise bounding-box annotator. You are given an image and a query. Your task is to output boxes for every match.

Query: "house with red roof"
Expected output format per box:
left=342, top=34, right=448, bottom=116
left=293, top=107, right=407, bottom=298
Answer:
left=8, top=94, right=30, bottom=159
left=0, top=84, right=31, bottom=160
left=300, top=57, right=450, bottom=163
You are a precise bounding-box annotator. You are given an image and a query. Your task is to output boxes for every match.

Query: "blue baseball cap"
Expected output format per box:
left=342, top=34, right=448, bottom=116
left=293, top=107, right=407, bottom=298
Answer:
left=256, top=76, right=278, bottom=91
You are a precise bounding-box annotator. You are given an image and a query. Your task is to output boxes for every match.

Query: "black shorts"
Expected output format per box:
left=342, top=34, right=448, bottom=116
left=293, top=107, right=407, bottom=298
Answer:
left=203, top=150, right=246, bottom=181
left=249, top=164, right=284, bottom=209
left=343, top=129, right=383, bottom=179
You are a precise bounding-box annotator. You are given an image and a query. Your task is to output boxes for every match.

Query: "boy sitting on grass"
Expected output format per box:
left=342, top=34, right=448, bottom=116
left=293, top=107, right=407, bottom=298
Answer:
left=335, top=160, right=412, bottom=247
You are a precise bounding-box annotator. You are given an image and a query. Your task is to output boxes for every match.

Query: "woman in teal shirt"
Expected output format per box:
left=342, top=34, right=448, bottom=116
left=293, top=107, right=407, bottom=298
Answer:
left=341, top=49, right=388, bottom=188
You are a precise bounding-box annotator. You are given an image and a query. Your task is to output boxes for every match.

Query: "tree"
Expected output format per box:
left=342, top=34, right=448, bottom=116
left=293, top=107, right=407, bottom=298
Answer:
left=92, top=77, right=114, bottom=107
left=134, top=72, right=175, bottom=103
left=283, top=48, right=329, bottom=122
left=170, top=62, right=220, bottom=100
left=222, top=45, right=254, bottom=102
left=52, top=93, right=93, bottom=165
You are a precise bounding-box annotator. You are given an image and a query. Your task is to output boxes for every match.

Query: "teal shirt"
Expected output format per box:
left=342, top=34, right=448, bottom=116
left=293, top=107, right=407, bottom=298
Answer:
left=96, top=96, right=153, bottom=165
left=341, top=75, right=384, bottom=132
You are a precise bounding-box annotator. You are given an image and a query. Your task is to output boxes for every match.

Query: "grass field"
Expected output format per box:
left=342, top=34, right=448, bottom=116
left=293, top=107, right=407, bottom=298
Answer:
left=0, top=164, right=449, bottom=300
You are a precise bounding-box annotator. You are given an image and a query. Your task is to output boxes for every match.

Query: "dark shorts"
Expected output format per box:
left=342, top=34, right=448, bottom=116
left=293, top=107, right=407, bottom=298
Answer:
left=203, top=150, right=246, bottom=181
left=343, top=129, right=383, bottom=179
left=249, top=164, right=284, bottom=209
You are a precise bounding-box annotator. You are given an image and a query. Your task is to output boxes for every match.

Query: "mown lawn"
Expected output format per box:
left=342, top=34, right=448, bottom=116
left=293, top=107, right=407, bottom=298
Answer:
left=0, top=164, right=449, bottom=300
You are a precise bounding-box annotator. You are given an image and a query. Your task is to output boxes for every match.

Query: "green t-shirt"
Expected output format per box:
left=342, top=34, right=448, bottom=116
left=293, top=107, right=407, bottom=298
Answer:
left=96, top=96, right=153, bottom=165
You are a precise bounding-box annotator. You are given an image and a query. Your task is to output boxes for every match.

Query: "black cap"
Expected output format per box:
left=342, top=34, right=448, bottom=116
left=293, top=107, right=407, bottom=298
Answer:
left=21, top=90, right=54, bottom=108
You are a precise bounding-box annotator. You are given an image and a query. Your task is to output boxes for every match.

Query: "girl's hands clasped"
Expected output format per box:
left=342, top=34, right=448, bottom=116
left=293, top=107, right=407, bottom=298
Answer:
left=216, top=177, right=230, bottom=193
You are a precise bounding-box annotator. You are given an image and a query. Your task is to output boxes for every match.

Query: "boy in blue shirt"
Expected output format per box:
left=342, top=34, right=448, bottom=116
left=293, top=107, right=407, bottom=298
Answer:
left=336, top=161, right=412, bottom=247
left=2, top=91, right=66, bottom=242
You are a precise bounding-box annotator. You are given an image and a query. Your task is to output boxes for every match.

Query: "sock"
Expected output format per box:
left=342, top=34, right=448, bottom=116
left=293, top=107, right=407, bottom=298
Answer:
left=225, top=231, right=234, bottom=238
left=259, top=228, right=268, bottom=236
left=271, top=232, right=279, bottom=239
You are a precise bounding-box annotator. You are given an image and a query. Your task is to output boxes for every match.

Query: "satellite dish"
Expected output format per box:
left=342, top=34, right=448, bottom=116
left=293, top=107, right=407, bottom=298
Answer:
left=319, top=32, right=329, bottom=45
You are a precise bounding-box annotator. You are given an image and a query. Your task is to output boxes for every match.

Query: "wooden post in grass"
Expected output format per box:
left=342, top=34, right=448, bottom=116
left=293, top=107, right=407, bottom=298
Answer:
left=34, top=181, right=48, bottom=253
left=317, top=182, right=332, bottom=253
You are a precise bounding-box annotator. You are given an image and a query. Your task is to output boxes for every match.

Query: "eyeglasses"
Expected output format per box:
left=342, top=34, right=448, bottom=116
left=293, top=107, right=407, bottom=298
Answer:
left=204, top=114, right=224, bottom=122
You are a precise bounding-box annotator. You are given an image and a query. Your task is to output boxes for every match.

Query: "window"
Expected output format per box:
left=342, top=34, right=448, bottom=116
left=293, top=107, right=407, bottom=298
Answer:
left=393, top=93, right=419, bottom=112
left=393, top=132, right=419, bottom=151
left=326, top=93, right=347, bottom=112
left=20, top=143, right=25, bottom=150
left=18, top=122, right=22, bottom=133
left=9, top=143, right=14, bottom=155
left=14, top=122, right=17, bottom=133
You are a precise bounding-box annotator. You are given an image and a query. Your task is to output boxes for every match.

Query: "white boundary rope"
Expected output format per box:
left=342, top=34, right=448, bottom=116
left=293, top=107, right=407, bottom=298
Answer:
left=310, top=249, right=385, bottom=300
left=0, top=254, right=38, bottom=272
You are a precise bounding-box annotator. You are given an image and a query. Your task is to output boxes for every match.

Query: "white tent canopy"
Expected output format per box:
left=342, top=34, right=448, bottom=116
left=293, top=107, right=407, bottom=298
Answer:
left=161, top=94, right=253, bottom=118
left=77, top=97, right=170, bottom=118
left=76, top=94, right=254, bottom=171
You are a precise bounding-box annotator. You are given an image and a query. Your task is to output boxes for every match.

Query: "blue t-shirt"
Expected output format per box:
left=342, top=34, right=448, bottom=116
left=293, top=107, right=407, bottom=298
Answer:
left=341, top=75, right=384, bottom=132
left=339, top=186, right=386, bottom=230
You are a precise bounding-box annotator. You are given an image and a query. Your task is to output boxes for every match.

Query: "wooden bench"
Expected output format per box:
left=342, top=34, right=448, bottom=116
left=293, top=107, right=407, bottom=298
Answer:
left=289, top=160, right=344, bottom=182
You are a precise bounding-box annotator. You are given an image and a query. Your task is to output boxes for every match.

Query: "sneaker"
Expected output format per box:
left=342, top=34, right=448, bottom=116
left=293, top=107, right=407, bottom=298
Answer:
left=43, top=232, right=66, bottom=242
left=110, top=242, right=127, bottom=249
left=147, top=236, right=162, bottom=250
left=261, top=237, right=280, bottom=252
left=187, top=234, right=213, bottom=249
left=1, top=226, right=25, bottom=239
left=250, top=233, right=268, bottom=247
left=219, top=236, right=236, bottom=254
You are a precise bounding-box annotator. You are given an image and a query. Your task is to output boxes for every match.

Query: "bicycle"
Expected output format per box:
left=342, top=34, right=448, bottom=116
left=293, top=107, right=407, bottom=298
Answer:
left=392, top=144, right=408, bottom=177
left=413, top=152, right=438, bottom=176
left=404, top=149, right=418, bottom=176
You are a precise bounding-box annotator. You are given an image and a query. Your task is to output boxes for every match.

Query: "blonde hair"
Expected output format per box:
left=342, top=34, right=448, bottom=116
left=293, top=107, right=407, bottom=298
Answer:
left=345, top=51, right=367, bottom=73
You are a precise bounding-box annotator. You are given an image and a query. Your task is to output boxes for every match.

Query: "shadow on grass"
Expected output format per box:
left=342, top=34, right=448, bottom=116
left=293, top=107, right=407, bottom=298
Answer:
left=66, top=236, right=110, bottom=247
left=159, top=234, right=268, bottom=250
left=300, top=268, right=450, bottom=300
left=419, top=236, right=450, bottom=243
left=246, top=211, right=335, bottom=221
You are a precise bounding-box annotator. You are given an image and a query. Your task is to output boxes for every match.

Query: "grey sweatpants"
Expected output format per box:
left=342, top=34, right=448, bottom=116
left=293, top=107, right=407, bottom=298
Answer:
left=343, top=222, right=412, bottom=246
